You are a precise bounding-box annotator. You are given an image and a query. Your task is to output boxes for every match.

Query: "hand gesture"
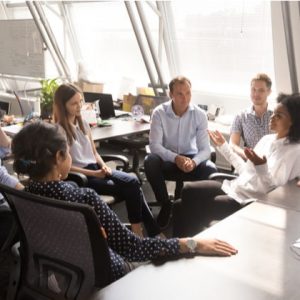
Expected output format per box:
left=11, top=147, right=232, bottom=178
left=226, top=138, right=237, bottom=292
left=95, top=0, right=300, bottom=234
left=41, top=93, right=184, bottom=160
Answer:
left=102, top=164, right=112, bottom=176
left=175, top=155, right=195, bottom=173
left=93, top=169, right=107, bottom=179
left=195, top=238, right=238, bottom=256
left=208, top=130, right=226, bottom=147
left=183, top=158, right=196, bottom=173
left=244, top=147, right=267, bottom=165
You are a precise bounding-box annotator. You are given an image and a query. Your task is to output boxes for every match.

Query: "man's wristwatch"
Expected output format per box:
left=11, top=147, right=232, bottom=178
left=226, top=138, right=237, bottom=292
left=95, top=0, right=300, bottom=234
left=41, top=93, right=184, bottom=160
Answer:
left=186, top=238, right=197, bottom=253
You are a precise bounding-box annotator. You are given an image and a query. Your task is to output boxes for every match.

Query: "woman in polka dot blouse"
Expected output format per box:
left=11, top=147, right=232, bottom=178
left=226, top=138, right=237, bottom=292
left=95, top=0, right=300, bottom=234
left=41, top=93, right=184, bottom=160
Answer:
left=12, top=121, right=237, bottom=283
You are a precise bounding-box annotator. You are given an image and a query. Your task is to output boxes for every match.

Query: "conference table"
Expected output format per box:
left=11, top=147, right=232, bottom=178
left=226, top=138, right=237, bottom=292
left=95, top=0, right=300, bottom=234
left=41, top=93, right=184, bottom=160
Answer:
left=91, top=181, right=300, bottom=300
left=1, top=117, right=150, bottom=141
left=258, top=179, right=300, bottom=212
left=90, top=118, right=150, bottom=178
left=91, top=118, right=150, bottom=141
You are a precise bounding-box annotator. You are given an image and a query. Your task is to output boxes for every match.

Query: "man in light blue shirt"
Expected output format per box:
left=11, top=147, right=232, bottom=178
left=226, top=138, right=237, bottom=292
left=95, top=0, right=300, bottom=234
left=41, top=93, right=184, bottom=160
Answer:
left=144, top=76, right=217, bottom=228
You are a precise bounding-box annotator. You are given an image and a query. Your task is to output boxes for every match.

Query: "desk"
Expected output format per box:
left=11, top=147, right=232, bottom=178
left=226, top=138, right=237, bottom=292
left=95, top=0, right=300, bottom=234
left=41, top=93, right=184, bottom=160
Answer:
left=2, top=118, right=150, bottom=140
left=92, top=202, right=300, bottom=300
left=2, top=123, right=23, bottom=137
left=91, top=119, right=150, bottom=178
left=91, top=118, right=150, bottom=141
left=258, top=179, right=300, bottom=212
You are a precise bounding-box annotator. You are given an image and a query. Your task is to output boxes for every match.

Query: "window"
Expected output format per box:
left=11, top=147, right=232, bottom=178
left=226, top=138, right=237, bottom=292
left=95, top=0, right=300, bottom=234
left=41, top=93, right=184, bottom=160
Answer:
left=69, top=2, right=161, bottom=97
left=172, top=0, right=275, bottom=97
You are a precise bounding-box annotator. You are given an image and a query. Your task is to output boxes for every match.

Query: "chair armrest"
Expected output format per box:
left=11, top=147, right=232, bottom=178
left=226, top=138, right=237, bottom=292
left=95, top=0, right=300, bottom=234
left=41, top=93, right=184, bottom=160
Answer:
left=209, top=172, right=237, bottom=181
left=102, top=154, right=129, bottom=172
left=1, top=154, right=13, bottom=166
left=145, top=144, right=150, bottom=154
left=0, top=205, right=19, bottom=252
left=210, top=146, right=216, bottom=163
left=66, top=171, right=88, bottom=187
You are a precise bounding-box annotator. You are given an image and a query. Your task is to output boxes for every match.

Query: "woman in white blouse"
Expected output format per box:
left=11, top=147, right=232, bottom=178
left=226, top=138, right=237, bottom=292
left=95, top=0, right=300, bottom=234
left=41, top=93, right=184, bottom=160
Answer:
left=53, top=83, right=160, bottom=237
left=173, top=93, right=300, bottom=237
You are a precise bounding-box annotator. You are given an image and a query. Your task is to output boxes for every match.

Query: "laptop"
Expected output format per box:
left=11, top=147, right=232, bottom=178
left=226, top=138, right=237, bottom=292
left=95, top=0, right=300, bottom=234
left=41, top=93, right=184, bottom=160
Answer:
left=97, top=93, right=129, bottom=119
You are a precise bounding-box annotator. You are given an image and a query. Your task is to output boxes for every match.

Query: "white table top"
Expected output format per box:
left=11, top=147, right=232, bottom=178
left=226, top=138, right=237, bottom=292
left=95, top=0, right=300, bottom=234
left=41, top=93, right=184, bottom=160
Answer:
left=91, top=202, right=300, bottom=300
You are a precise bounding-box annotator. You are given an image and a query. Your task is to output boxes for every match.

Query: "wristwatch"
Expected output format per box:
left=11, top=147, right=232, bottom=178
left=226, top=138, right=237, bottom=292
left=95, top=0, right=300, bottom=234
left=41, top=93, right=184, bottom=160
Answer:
left=186, top=238, right=197, bottom=253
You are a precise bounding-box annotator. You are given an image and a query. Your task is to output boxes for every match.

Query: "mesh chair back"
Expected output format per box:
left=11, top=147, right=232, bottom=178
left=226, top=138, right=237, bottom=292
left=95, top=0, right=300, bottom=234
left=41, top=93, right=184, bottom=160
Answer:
left=0, top=183, right=112, bottom=300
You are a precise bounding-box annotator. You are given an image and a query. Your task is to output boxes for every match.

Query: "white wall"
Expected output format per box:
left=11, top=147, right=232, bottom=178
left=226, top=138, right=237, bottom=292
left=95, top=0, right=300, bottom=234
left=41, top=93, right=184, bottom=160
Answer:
left=271, top=2, right=300, bottom=94
left=191, top=91, right=249, bottom=116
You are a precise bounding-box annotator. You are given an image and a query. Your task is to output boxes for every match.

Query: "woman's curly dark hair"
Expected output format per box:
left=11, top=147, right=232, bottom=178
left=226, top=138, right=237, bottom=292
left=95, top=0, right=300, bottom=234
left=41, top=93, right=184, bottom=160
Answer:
left=276, top=93, right=300, bottom=143
left=12, top=121, right=68, bottom=180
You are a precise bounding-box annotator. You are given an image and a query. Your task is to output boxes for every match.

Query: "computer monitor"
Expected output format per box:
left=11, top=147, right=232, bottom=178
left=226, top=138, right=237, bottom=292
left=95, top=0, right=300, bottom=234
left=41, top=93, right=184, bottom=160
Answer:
left=83, top=92, right=102, bottom=103
left=0, top=101, right=10, bottom=118
left=97, top=93, right=116, bottom=119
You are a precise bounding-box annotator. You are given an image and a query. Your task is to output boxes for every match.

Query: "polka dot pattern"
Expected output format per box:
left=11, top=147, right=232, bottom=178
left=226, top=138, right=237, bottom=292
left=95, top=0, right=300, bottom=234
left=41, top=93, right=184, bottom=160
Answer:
left=26, top=180, right=179, bottom=281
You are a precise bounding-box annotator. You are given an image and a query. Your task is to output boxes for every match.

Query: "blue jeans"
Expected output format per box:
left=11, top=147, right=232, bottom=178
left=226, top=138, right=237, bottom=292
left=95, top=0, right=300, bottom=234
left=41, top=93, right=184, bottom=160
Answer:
left=84, top=164, right=160, bottom=236
left=144, top=153, right=217, bottom=204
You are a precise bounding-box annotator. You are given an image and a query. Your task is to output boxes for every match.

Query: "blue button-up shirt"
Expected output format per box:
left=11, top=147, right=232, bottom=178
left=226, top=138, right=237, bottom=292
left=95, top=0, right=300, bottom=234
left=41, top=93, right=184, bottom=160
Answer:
left=149, top=100, right=211, bottom=166
left=0, top=165, right=19, bottom=202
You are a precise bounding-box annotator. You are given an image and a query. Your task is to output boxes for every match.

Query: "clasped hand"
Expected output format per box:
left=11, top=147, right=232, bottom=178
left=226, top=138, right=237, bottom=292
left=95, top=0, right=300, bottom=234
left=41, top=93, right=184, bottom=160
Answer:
left=175, top=155, right=196, bottom=173
left=94, top=165, right=112, bottom=178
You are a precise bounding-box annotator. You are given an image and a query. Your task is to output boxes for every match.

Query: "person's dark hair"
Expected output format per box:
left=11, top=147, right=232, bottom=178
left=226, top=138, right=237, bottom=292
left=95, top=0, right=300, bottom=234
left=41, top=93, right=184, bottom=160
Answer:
left=53, top=83, right=86, bottom=144
left=276, top=93, right=300, bottom=143
left=169, top=76, right=191, bottom=93
left=12, top=121, right=68, bottom=180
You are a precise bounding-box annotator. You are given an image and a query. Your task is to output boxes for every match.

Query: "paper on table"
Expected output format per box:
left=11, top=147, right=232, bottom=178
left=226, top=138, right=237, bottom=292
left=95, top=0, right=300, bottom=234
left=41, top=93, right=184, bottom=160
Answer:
left=2, top=124, right=22, bottom=136
left=292, top=238, right=300, bottom=249
left=291, top=238, right=300, bottom=258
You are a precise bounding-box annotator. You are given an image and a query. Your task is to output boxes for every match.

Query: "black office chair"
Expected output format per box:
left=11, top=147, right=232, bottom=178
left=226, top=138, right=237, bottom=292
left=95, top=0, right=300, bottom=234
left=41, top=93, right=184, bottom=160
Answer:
left=66, top=154, right=130, bottom=206
left=208, top=172, right=238, bottom=181
left=0, top=183, right=113, bottom=300
left=145, top=145, right=217, bottom=206
left=108, top=94, right=170, bottom=182
left=107, top=133, right=149, bottom=182
left=0, top=203, right=20, bottom=300
left=0, top=204, right=18, bottom=253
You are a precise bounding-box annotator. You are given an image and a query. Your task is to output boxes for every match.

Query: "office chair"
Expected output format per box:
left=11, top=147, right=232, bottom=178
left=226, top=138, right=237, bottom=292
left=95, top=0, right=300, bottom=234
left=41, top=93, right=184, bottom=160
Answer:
left=109, top=94, right=169, bottom=182
left=0, top=204, right=18, bottom=253
left=66, top=154, right=130, bottom=206
left=0, top=203, right=20, bottom=300
left=0, top=183, right=113, bottom=300
left=208, top=172, right=237, bottom=181
left=108, top=133, right=149, bottom=182
left=145, top=145, right=217, bottom=206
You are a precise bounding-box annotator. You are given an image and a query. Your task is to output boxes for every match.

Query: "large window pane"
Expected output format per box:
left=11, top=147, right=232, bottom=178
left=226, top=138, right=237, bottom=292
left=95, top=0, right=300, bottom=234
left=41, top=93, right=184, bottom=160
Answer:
left=70, top=2, right=160, bottom=97
left=172, top=0, right=275, bottom=97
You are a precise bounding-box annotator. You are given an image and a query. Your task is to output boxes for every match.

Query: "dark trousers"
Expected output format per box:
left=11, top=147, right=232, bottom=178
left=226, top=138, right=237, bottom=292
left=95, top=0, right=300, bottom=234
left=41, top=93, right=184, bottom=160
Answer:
left=84, top=164, right=160, bottom=236
left=172, top=181, right=242, bottom=237
left=144, top=153, right=218, bottom=204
